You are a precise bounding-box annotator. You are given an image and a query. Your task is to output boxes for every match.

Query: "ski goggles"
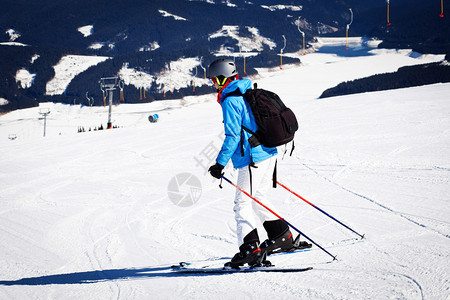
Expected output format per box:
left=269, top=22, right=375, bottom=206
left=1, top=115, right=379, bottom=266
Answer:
left=211, top=76, right=228, bottom=88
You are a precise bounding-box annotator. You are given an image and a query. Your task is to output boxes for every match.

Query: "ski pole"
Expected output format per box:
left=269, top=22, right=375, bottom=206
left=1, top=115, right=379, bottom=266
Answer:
left=221, top=175, right=337, bottom=261
left=277, top=181, right=365, bottom=239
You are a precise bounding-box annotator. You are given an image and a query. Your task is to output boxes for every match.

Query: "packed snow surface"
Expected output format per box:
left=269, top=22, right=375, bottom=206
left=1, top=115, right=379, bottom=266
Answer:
left=30, top=54, right=40, bottom=64
left=45, top=55, right=110, bottom=96
left=77, top=25, right=94, bottom=37
left=5, top=29, right=21, bottom=41
left=158, top=10, right=187, bottom=21
left=0, top=42, right=28, bottom=47
left=0, top=44, right=449, bottom=299
left=15, top=69, right=36, bottom=89
left=261, top=5, right=303, bottom=11
left=209, top=25, right=276, bottom=52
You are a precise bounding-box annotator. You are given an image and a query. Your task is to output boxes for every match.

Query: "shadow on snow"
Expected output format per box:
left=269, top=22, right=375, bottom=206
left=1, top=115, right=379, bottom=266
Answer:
left=317, top=45, right=377, bottom=57
left=0, top=266, right=222, bottom=285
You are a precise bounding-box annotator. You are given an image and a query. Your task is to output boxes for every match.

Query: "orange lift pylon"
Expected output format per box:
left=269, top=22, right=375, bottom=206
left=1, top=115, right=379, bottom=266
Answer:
left=280, top=35, right=286, bottom=70
left=119, top=80, right=125, bottom=102
left=297, top=17, right=306, bottom=55
left=387, top=0, right=392, bottom=26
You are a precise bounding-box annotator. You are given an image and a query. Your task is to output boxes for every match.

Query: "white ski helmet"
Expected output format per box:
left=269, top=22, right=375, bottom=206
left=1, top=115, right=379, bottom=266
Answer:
left=207, top=58, right=238, bottom=79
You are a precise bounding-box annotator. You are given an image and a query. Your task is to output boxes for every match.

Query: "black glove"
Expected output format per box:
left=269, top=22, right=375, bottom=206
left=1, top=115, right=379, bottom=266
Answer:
left=208, top=162, right=224, bottom=179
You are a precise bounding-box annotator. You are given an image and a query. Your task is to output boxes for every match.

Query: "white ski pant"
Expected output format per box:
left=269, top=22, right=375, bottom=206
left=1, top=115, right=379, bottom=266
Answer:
left=234, top=155, right=279, bottom=246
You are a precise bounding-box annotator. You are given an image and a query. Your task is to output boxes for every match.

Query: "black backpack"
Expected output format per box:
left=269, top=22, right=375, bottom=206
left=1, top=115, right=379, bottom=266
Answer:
left=227, top=83, right=298, bottom=150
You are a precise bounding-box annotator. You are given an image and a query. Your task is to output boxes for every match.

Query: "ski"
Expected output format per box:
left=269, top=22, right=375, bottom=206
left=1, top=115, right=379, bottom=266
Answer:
left=171, top=237, right=360, bottom=273
left=270, top=244, right=313, bottom=256
left=171, top=264, right=313, bottom=274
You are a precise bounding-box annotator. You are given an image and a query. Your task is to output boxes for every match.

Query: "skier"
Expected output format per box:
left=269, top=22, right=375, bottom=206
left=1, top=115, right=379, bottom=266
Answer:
left=207, top=58, right=295, bottom=268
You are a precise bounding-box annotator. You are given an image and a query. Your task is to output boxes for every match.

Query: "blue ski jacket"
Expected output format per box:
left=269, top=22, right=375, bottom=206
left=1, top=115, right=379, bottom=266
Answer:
left=216, top=79, right=277, bottom=169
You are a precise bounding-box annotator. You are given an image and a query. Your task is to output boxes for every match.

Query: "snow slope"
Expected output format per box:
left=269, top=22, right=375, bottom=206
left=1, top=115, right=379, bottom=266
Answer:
left=0, top=46, right=449, bottom=299
left=45, top=55, right=110, bottom=96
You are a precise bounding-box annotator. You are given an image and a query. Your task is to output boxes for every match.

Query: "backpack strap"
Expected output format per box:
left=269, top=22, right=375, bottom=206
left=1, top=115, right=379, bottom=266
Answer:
left=224, top=88, right=243, bottom=98
left=272, top=159, right=277, bottom=188
left=290, top=140, right=295, bottom=156
left=247, top=160, right=258, bottom=195
left=225, top=85, right=261, bottom=155
left=248, top=163, right=253, bottom=195
left=240, top=129, right=245, bottom=157
left=242, top=124, right=255, bottom=136
left=242, top=125, right=261, bottom=148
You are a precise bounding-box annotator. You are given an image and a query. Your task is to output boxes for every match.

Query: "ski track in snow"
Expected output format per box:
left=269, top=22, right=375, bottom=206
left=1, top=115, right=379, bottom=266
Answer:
left=288, top=153, right=448, bottom=298
left=299, top=159, right=450, bottom=240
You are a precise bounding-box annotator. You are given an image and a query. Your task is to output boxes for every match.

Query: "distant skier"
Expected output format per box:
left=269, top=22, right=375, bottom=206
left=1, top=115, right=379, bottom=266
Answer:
left=207, top=58, right=296, bottom=268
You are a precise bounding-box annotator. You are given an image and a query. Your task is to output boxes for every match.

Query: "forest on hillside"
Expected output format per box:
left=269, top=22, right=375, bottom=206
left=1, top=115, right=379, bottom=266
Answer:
left=320, top=57, right=450, bottom=99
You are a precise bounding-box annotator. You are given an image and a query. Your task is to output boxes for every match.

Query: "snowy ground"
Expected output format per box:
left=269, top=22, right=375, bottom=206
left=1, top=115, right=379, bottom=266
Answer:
left=0, top=45, right=449, bottom=299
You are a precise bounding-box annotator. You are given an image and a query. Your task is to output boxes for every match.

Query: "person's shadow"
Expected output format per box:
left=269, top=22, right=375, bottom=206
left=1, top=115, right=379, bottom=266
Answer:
left=0, top=265, right=218, bottom=286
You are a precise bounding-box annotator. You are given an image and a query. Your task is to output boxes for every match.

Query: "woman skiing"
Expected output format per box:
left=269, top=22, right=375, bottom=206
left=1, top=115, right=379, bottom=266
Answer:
left=207, top=58, right=295, bottom=268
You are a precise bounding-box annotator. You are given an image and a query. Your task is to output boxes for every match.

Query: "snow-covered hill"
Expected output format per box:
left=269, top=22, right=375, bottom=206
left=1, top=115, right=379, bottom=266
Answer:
left=3, top=0, right=449, bottom=112
left=0, top=46, right=449, bottom=299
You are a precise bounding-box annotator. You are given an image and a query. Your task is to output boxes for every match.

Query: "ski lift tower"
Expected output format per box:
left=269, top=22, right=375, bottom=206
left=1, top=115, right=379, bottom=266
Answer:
left=345, top=8, right=354, bottom=49
left=99, top=76, right=122, bottom=129
left=297, top=17, right=306, bottom=55
left=199, top=56, right=206, bottom=80
left=39, top=108, right=50, bottom=137
left=280, top=35, right=286, bottom=70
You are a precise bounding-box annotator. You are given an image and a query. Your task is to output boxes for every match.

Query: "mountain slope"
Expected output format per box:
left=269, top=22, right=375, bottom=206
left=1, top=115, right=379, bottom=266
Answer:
left=1, top=0, right=449, bottom=112
left=0, top=48, right=449, bottom=299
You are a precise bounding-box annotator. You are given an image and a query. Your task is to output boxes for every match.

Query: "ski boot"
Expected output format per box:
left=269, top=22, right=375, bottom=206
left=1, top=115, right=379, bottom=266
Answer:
left=224, top=229, right=262, bottom=269
left=260, top=220, right=311, bottom=255
left=261, top=231, right=295, bottom=255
